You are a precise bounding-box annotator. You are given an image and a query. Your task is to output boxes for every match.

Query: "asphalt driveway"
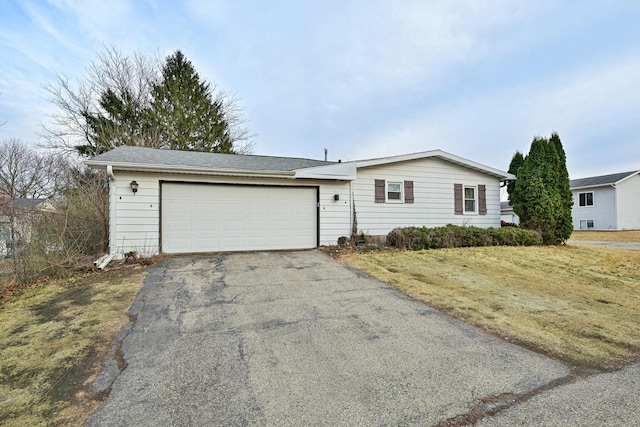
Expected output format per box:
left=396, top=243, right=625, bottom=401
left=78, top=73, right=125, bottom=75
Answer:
left=86, top=251, right=569, bottom=426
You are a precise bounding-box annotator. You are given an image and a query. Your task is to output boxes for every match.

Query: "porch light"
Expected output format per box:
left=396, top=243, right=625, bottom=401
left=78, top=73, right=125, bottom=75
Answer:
left=130, top=180, right=139, bottom=194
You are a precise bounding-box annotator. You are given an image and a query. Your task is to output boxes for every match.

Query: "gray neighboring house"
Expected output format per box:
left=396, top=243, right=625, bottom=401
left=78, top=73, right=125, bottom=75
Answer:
left=570, top=170, right=640, bottom=230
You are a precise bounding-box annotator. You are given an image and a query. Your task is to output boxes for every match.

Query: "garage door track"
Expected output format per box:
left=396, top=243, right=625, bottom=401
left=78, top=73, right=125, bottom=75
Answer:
left=86, top=252, right=568, bottom=426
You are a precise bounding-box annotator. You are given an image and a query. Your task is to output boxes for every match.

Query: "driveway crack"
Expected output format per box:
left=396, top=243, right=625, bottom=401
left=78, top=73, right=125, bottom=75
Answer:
left=433, top=368, right=594, bottom=426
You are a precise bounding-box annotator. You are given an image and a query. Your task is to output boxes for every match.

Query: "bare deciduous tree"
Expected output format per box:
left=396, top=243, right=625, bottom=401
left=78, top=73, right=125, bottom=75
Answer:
left=0, top=138, right=60, bottom=277
left=0, top=138, right=56, bottom=198
left=41, top=46, right=162, bottom=156
left=41, top=45, right=253, bottom=156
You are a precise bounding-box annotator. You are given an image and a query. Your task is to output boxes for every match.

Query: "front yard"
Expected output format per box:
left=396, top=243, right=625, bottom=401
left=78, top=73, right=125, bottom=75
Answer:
left=0, top=267, right=145, bottom=426
left=340, top=245, right=640, bottom=369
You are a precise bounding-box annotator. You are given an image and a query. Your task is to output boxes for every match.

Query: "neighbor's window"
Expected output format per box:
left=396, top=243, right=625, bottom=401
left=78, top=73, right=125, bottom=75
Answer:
left=387, top=182, right=403, bottom=202
left=464, top=186, right=476, bottom=213
left=579, top=219, right=595, bottom=229
left=579, top=192, right=594, bottom=206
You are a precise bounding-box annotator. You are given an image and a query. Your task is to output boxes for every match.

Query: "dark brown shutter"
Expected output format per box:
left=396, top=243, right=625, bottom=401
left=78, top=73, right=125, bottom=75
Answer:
left=404, top=181, right=414, bottom=204
left=454, top=183, right=463, bottom=214
left=375, top=179, right=385, bottom=203
left=478, top=184, right=487, bottom=215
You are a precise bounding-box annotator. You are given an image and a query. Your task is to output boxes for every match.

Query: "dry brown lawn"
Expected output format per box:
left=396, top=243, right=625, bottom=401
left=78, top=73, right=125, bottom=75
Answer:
left=340, top=245, right=640, bottom=369
left=570, top=230, right=640, bottom=242
left=0, top=267, right=145, bottom=426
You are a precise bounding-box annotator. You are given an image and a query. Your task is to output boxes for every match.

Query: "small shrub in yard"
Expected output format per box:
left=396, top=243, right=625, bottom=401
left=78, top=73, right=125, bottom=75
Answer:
left=387, top=224, right=542, bottom=250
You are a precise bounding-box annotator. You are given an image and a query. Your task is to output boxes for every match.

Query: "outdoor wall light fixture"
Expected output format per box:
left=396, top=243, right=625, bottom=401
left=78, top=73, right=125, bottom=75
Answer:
left=334, top=194, right=340, bottom=201
left=130, top=180, right=139, bottom=194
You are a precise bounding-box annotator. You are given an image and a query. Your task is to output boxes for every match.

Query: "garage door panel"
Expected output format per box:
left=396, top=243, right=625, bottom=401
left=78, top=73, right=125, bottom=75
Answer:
left=162, top=183, right=317, bottom=253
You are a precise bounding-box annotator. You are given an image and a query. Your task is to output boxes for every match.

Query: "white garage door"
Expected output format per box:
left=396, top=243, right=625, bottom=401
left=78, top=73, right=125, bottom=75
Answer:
left=161, top=183, right=318, bottom=253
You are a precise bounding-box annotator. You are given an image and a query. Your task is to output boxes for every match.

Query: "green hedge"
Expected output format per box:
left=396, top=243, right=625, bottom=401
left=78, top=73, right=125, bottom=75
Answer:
left=386, top=224, right=542, bottom=250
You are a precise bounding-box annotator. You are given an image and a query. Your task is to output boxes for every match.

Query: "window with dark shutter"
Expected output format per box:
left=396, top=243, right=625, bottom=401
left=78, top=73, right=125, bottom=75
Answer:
left=478, top=184, right=487, bottom=215
left=454, top=183, right=463, bottom=214
left=375, top=179, right=385, bottom=203
left=404, top=181, right=414, bottom=204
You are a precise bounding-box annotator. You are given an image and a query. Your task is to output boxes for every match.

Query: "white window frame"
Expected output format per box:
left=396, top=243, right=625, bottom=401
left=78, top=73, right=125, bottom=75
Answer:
left=386, top=181, right=403, bottom=203
left=579, top=219, right=595, bottom=229
left=578, top=191, right=594, bottom=207
left=464, top=185, right=477, bottom=214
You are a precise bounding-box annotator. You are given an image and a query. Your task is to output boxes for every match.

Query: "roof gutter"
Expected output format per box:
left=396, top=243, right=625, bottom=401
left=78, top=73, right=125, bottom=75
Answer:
left=570, top=183, right=614, bottom=191
left=85, top=160, right=297, bottom=179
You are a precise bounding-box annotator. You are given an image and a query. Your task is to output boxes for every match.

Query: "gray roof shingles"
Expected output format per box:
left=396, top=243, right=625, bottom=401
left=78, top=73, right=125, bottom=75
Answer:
left=570, top=171, right=639, bottom=189
left=88, top=146, right=333, bottom=172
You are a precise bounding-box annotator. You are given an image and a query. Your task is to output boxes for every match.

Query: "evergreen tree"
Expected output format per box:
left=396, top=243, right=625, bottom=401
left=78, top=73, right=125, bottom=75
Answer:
left=511, top=134, right=572, bottom=244
left=43, top=46, right=250, bottom=157
left=80, top=88, right=159, bottom=156
left=507, top=150, right=525, bottom=206
left=150, top=50, right=234, bottom=153
left=550, top=132, right=574, bottom=240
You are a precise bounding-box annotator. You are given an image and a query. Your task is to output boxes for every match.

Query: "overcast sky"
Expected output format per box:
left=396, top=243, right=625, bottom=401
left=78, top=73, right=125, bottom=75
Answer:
left=1, top=1, right=639, bottom=178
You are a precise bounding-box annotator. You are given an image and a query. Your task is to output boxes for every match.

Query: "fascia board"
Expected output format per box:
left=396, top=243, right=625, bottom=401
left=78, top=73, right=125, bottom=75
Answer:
left=85, top=160, right=296, bottom=179
left=571, top=183, right=615, bottom=191
left=293, top=162, right=357, bottom=180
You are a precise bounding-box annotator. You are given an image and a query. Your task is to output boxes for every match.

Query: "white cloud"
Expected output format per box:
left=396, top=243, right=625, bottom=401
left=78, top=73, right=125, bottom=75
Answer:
left=351, top=50, right=640, bottom=176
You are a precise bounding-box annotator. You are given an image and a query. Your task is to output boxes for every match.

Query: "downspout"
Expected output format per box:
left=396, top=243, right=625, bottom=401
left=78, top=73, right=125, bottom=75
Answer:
left=611, top=184, right=618, bottom=230
left=94, top=165, right=116, bottom=269
left=349, top=181, right=353, bottom=238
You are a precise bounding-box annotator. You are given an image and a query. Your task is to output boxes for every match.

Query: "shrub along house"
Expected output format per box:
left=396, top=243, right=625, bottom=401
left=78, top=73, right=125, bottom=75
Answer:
left=86, top=146, right=514, bottom=258
left=570, top=170, right=640, bottom=230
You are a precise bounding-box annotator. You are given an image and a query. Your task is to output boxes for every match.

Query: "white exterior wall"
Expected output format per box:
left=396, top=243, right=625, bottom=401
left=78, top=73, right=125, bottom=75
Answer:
left=109, top=171, right=350, bottom=258
left=352, top=157, right=502, bottom=236
left=571, top=186, right=616, bottom=230
left=616, top=174, right=640, bottom=229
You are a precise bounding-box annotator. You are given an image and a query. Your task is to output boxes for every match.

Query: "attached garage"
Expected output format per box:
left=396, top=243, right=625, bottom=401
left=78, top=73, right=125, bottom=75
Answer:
left=86, top=146, right=511, bottom=260
left=161, top=182, right=318, bottom=253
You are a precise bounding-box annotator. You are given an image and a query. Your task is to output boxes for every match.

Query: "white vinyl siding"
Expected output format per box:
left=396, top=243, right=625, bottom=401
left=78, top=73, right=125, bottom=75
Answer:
left=616, top=174, right=640, bottom=230
left=572, top=186, right=616, bottom=230
left=352, top=157, right=502, bottom=236
left=109, top=172, right=351, bottom=258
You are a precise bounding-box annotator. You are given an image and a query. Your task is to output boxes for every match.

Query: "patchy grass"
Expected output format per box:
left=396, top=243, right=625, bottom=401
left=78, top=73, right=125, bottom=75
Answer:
left=0, top=267, right=145, bottom=426
left=570, top=230, right=640, bottom=242
left=340, top=245, right=640, bottom=369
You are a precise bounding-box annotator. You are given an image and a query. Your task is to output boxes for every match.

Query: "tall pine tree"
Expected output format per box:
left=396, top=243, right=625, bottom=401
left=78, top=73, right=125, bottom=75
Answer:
left=550, top=132, right=574, bottom=240
left=511, top=134, right=573, bottom=244
left=507, top=150, right=524, bottom=206
left=150, top=50, right=234, bottom=153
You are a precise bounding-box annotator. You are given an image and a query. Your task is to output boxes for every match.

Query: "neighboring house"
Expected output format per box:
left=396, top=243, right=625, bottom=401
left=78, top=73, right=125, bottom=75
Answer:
left=86, top=146, right=514, bottom=258
left=0, top=197, right=51, bottom=257
left=570, top=170, right=640, bottom=230
left=500, top=201, right=520, bottom=225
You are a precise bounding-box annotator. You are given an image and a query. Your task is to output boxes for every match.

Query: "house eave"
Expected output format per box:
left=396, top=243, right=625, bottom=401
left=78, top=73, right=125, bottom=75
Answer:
left=85, top=160, right=298, bottom=179
left=354, top=149, right=513, bottom=180
left=570, top=183, right=614, bottom=191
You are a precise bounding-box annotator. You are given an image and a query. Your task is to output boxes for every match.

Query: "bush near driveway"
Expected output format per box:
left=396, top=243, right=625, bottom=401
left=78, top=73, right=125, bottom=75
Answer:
left=387, top=224, right=542, bottom=250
